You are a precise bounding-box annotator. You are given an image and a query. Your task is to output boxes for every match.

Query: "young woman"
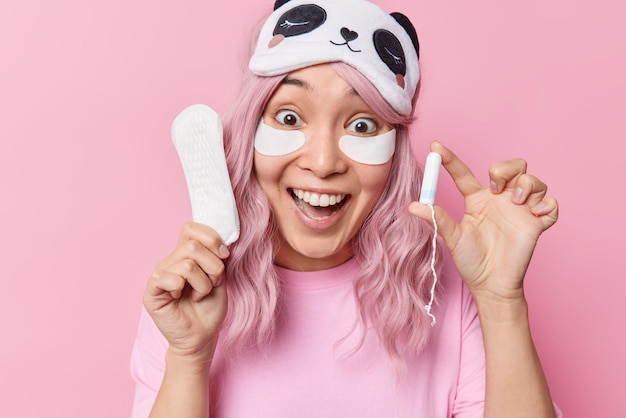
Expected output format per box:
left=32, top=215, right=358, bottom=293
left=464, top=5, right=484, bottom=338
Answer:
left=131, top=1, right=561, bottom=416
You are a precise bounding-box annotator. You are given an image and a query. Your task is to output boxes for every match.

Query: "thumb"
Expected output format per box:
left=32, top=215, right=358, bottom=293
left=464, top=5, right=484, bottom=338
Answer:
left=408, top=202, right=459, bottom=248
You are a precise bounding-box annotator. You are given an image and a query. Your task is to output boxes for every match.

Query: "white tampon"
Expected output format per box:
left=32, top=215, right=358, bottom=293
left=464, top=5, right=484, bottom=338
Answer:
left=171, top=104, right=240, bottom=245
left=420, top=151, right=442, bottom=326
left=419, top=152, right=442, bottom=205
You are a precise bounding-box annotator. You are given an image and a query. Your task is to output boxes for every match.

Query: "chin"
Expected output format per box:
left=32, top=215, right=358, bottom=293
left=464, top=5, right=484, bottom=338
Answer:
left=295, top=238, right=347, bottom=258
left=277, top=236, right=353, bottom=270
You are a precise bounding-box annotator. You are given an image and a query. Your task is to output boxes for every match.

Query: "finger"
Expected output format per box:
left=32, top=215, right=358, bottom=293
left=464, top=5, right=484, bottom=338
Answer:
left=408, top=201, right=462, bottom=251
left=511, top=173, right=547, bottom=205
left=181, top=240, right=226, bottom=285
left=177, top=222, right=230, bottom=259
left=144, top=270, right=186, bottom=310
left=530, top=196, right=559, bottom=230
left=430, top=141, right=483, bottom=197
left=158, top=234, right=229, bottom=272
left=168, top=259, right=217, bottom=302
left=161, top=239, right=226, bottom=287
left=488, top=158, right=528, bottom=194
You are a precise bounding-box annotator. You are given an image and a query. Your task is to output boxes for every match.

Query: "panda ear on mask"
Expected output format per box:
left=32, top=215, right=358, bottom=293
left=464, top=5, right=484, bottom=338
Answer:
left=273, top=0, right=291, bottom=10
left=250, top=0, right=421, bottom=116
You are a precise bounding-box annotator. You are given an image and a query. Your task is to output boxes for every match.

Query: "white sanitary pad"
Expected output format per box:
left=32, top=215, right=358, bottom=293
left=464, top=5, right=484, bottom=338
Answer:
left=171, top=104, right=240, bottom=245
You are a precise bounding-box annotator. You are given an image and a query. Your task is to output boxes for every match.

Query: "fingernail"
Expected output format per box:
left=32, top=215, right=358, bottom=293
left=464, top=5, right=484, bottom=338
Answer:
left=514, top=187, right=524, bottom=202
left=218, top=244, right=230, bottom=258
left=490, top=180, right=498, bottom=193
left=532, top=201, right=546, bottom=213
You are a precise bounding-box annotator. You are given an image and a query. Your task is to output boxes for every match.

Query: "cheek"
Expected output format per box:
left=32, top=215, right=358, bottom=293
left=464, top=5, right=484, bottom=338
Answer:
left=352, top=163, right=393, bottom=218
left=360, top=164, right=393, bottom=196
left=253, top=152, right=288, bottom=195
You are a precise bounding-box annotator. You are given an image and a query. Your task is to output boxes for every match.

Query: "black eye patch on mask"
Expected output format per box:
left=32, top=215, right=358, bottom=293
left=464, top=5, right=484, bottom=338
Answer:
left=373, top=29, right=406, bottom=77
left=273, top=4, right=327, bottom=38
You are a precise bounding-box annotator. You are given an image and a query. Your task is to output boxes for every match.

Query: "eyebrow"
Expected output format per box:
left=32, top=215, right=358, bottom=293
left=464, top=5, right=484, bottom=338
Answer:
left=281, top=77, right=311, bottom=90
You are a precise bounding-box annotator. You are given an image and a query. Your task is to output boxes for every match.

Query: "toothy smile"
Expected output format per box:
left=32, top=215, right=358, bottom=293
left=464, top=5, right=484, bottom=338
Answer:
left=291, top=189, right=346, bottom=207
left=290, top=188, right=349, bottom=221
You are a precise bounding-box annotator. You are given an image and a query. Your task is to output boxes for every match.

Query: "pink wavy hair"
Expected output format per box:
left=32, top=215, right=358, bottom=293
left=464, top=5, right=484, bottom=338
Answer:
left=219, top=60, right=442, bottom=366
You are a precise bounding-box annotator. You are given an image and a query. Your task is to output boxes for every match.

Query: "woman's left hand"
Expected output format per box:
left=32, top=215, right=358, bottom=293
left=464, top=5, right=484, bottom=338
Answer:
left=409, top=141, right=558, bottom=303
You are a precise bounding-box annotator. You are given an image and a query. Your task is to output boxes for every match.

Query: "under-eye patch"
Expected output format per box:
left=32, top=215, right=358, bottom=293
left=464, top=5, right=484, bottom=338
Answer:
left=339, top=129, right=396, bottom=165
left=254, top=119, right=306, bottom=156
left=254, top=120, right=396, bottom=165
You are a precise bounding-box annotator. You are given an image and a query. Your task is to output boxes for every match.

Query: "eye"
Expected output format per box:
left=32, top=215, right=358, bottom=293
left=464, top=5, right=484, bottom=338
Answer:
left=347, top=118, right=377, bottom=135
left=275, top=110, right=303, bottom=127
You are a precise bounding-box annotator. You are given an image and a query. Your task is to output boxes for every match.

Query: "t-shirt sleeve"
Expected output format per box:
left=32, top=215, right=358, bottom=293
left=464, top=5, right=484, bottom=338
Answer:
left=129, top=308, right=168, bottom=418
left=554, top=403, right=564, bottom=417
left=450, top=282, right=564, bottom=418
left=452, top=282, right=487, bottom=418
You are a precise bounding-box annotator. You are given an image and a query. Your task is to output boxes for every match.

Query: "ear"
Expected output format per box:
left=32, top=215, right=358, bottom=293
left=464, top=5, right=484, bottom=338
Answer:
left=390, top=12, right=419, bottom=59
left=274, top=0, right=292, bottom=10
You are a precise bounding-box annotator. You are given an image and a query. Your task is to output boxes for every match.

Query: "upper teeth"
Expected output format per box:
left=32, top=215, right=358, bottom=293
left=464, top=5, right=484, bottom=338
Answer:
left=292, top=189, right=345, bottom=207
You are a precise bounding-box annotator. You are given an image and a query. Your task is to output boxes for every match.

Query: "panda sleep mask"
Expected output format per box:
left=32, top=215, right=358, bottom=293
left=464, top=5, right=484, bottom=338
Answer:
left=249, top=0, right=420, bottom=116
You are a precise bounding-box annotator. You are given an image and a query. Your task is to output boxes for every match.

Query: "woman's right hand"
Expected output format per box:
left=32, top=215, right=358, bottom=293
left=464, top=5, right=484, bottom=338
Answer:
left=143, top=222, right=230, bottom=362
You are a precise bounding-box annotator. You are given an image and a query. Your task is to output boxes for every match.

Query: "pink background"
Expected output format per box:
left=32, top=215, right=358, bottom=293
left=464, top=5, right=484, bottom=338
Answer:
left=1, top=0, right=624, bottom=416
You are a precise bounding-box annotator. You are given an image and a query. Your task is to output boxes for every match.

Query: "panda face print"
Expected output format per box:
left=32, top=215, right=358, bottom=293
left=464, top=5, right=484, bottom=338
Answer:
left=268, top=2, right=411, bottom=81
left=250, top=0, right=420, bottom=116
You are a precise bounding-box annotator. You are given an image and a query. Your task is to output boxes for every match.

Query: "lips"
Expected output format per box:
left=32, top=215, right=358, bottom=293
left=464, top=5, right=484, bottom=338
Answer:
left=290, top=188, right=348, bottom=221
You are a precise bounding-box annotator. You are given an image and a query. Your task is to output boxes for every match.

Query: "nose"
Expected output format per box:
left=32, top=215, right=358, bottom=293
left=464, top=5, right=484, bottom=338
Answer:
left=297, top=128, right=348, bottom=178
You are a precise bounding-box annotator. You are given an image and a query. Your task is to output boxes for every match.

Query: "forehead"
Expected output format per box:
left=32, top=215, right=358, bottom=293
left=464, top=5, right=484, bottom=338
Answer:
left=287, top=65, right=351, bottom=86
left=269, top=65, right=357, bottom=99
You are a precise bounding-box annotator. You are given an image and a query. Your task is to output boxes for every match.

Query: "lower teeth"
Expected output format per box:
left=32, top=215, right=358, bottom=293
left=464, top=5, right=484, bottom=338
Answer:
left=294, top=196, right=337, bottom=220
